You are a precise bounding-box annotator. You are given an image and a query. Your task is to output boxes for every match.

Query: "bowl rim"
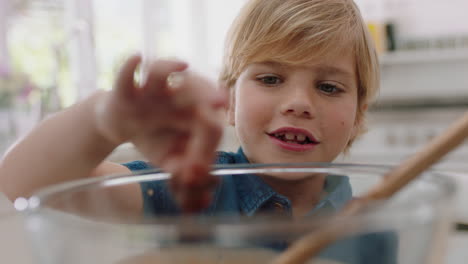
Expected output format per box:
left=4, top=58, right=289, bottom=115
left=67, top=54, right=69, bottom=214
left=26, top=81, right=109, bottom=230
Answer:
left=21, top=162, right=456, bottom=214
left=17, top=163, right=457, bottom=244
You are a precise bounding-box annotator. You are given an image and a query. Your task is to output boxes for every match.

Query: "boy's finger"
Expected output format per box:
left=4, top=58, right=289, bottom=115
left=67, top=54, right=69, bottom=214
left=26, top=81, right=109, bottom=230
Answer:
left=183, top=72, right=216, bottom=100
left=142, top=59, right=188, bottom=97
left=167, top=108, right=223, bottom=212
left=180, top=108, right=223, bottom=187
left=196, top=107, right=224, bottom=161
left=176, top=186, right=213, bottom=213
left=206, top=88, right=229, bottom=113
left=115, top=54, right=142, bottom=99
left=168, top=71, right=219, bottom=110
left=170, top=165, right=218, bottom=212
left=191, top=75, right=228, bottom=112
left=136, top=127, right=191, bottom=166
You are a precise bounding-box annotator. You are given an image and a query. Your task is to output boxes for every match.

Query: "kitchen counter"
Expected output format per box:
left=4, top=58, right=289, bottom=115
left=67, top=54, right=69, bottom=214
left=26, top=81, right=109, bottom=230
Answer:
left=0, top=195, right=33, bottom=264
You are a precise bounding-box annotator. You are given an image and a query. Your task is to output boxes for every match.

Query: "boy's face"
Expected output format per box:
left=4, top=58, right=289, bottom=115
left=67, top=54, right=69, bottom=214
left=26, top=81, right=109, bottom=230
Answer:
left=229, top=52, right=360, bottom=164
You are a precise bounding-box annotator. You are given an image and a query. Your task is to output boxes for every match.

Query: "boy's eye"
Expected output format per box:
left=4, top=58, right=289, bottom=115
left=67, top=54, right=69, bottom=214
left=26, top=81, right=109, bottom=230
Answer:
left=318, top=83, right=342, bottom=95
left=257, top=75, right=282, bottom=85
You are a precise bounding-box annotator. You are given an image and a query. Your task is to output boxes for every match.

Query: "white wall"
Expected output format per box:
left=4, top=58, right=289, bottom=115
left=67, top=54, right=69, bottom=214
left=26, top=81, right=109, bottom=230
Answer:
left=355, top=0, right=468, bottom=38
left=168, top=0, right=246, bottom=78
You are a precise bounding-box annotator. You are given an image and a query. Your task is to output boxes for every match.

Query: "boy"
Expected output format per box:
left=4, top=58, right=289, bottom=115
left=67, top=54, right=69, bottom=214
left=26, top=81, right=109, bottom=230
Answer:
left=0, top=0, right=395, bottom=263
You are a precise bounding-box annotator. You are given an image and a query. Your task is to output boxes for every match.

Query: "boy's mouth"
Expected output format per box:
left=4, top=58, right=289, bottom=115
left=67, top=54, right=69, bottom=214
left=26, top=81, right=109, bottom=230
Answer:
left=267, top=128, right=320, bottom=146
left=269, top=132, right=313, bottom=145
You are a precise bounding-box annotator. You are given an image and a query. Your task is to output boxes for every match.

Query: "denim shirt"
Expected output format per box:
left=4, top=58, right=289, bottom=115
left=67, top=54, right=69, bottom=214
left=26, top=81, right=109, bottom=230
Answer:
left=123, top=148, right=397, bottom=264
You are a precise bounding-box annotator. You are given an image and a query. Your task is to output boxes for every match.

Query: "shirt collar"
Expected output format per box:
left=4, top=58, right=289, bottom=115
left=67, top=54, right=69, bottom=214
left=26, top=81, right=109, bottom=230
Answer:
left=323, top=175, right=352, bottom=209
left=232, top=148, right=277, bottom=216
left=234, top=173, right=278, bottom=216
left=309, top=175, right=352, bottom=215
left=233, top=148, right=352, bottom=216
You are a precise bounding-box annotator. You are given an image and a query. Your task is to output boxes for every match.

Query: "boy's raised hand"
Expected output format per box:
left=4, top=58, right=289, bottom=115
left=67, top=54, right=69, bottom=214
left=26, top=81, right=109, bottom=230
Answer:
left=96, top=54, right=227, bottom=212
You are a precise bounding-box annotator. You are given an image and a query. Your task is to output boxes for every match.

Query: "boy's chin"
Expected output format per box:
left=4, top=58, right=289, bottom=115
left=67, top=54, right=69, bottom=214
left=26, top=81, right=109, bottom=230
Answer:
left=258, top=171, right=326, bottom=182
left=262, top=149, right=334, bottom=165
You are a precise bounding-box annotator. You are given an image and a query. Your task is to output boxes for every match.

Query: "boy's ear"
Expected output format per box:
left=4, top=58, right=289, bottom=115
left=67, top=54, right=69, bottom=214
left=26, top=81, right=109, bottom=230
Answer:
left=351, top=103, right=368, bottom=137
left=227, top=87, right=236, bottom=126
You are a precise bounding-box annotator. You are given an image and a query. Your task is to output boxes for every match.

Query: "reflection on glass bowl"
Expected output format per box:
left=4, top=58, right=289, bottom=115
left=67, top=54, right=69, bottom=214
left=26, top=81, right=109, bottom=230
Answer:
left=19, top=163, right=455, bottom=264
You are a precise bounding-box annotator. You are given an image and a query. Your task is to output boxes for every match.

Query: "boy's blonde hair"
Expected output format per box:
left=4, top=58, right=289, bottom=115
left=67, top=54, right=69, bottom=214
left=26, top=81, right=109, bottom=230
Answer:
left=220, top=0, right=379, bottom=150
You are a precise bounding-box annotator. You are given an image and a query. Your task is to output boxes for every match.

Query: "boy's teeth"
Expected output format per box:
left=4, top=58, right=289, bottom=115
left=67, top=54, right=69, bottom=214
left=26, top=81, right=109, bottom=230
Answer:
left=285, top=133, right=295, bottom=140
left=272, top=131, right=311, bottom=143
left=297, top=134, right=306, bottom=142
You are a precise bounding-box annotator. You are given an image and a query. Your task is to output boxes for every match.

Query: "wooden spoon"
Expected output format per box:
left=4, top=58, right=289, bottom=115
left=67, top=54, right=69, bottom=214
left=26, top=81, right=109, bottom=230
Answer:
left=273, top=112, right=468, bottom=264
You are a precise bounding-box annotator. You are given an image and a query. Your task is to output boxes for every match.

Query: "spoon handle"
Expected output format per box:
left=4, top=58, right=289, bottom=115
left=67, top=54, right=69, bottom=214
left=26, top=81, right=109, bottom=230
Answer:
left=368, top=112, right=468, bottom=200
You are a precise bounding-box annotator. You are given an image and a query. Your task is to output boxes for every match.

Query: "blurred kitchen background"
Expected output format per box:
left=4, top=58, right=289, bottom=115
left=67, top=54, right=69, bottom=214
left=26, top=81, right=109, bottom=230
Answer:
left=0, top=0, right=467, bottom=172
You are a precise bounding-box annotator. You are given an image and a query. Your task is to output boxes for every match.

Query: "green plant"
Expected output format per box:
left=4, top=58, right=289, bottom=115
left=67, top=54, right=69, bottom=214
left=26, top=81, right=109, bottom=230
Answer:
left=0, top=64, right=37, bottom=109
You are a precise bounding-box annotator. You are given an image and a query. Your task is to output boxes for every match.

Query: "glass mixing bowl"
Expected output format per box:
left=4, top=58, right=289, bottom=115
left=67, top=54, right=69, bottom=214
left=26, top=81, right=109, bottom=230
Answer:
left=17, top=163, right=455, bottom=264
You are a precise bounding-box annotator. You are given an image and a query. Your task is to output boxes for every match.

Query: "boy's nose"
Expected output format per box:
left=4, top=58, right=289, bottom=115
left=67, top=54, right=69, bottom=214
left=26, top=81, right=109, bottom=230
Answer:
left=280, top=91, right=315, bottom=119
